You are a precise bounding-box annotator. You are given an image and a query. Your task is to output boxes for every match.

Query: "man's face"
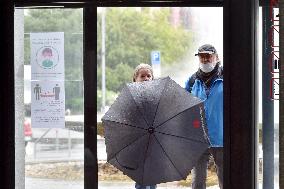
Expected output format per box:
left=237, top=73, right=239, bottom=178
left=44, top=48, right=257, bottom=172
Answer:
left=198, top=53, right=218, bottom=64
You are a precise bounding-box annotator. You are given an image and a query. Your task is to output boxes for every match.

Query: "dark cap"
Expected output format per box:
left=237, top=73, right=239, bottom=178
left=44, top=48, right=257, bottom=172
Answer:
left=195, top=44, right=217, bottom=56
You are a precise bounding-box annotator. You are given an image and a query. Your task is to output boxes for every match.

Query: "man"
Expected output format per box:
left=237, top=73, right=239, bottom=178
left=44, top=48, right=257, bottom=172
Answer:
left=185, top=44, right=223, bottom=189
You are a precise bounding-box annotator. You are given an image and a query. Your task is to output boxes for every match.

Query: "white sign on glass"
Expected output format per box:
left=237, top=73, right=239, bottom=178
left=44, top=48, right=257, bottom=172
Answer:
left=30, top=32, right=65, bottom=128
left=31, top=80, right=65, bottom=128
left=30, top=32, right=64, bottom=80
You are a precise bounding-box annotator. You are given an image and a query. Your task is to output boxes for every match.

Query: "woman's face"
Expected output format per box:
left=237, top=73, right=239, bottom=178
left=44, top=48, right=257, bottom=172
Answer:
left=135, top=68, right=153, bottom=82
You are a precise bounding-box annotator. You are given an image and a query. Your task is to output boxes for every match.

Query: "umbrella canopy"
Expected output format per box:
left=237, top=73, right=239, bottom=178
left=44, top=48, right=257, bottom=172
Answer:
left=102, top=77, right=209, bottom=185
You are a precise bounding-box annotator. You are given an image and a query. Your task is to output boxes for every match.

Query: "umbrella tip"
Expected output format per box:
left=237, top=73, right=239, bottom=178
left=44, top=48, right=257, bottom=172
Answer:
left=148, top=127, right=155, bottom=134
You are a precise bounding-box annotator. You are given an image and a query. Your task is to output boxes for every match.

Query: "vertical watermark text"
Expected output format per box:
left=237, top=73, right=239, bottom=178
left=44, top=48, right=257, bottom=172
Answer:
left=269, top=0, right=279, bottom=100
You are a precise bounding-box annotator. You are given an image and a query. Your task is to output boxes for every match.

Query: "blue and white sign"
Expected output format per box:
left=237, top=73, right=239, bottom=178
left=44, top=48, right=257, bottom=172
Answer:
left=151, top=51, right=161, bottom=65
left=151, top=51, right=161, bottom=78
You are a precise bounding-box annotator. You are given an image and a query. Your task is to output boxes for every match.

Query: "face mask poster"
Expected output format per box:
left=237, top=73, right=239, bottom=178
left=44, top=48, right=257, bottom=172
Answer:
left=30, top=32, right=65, bottom=128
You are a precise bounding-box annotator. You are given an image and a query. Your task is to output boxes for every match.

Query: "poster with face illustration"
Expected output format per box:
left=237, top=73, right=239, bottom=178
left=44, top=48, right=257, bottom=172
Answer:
left=30, top=32, right=64, bottom=80
left=30, top=32, right=65, bottom=128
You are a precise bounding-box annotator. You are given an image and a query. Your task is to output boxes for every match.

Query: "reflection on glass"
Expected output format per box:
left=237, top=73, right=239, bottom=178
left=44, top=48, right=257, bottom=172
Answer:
left=97, top=7, right=223, bottom=188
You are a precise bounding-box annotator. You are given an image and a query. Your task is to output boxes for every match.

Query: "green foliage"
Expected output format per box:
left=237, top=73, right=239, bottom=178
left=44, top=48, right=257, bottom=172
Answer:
left=97, top=8, right=194, bottom=94
left=66, top=97, right=84, bottom=114
left=98, top=8, right=193, bottom=68
left=97, top=122, right=104, bottom=136
left=97, top=63, right=133, bottom=92
left=97, top=89, right=118, bottom=111
left=24, top=8, right=195, bottom=113
left=65, top=81, right=84, bottom=114
left=25, top=9, right=83, bottom=32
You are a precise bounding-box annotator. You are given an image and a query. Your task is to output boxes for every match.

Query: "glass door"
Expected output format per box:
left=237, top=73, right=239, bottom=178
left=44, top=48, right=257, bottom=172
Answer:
left=97, top=6, right=223, bottom=189
left=14, top=7, right=84, bottom=189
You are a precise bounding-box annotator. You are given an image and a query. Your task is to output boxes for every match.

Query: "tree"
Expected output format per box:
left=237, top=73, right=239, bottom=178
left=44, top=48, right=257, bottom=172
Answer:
left=24, top=8, right=195, bottom=112
left=97, top=7, right=194, bottom=94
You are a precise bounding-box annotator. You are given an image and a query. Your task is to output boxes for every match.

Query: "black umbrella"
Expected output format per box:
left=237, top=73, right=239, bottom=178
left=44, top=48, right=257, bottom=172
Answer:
left=102, top=76, right=209, bottom=185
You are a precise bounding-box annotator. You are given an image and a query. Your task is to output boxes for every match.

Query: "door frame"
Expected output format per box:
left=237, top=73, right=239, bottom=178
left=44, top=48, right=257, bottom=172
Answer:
left=0, top=1, right=258, bottom=189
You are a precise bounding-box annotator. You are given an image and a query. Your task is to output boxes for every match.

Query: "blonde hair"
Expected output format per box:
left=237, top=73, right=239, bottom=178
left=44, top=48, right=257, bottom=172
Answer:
left=133, top=63, right=154, bottom=82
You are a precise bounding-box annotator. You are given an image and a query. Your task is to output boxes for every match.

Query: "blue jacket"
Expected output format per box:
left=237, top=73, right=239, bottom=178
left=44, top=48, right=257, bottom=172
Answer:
left=185, top=71, right=223, bottom=147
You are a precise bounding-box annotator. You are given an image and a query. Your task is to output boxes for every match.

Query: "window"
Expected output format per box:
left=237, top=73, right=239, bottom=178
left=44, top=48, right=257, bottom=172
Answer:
left=14, top=8, right=84, bottom=189
left=97, top=7, right=223, bottom=188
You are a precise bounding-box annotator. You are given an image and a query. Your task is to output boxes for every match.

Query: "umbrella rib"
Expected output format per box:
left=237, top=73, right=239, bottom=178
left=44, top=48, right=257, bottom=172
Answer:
left=155, top=131, right=208, bottom=144
left=142, top=134, right=152, bottom=184
left=155, top=104, right=201, bottom=129
left=108, top=132, right=148, bottom=162
left=151, top=78, right=170, bottom=127
left=126, top=86, right=151, bottom=127
left=104, top=120, right=148, bottom=131
left=153, top=134, right=185, bottom=180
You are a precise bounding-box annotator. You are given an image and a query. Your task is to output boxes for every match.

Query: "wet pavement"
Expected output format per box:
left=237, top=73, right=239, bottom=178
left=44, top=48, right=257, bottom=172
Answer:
left=25, top=177, right=83, bottom=189
left=97, top=137, right=107, bottom=161
left=25, top=135, right=223, bottom=189
left=98, top=182, right=221, bottom=189
left=24, top=131, right=274, bottom=189
left=25, top=176, right=272, bottom=189
left=26, top=177, right=221, bottom=189
left=99, top=181, right=189, bottom=189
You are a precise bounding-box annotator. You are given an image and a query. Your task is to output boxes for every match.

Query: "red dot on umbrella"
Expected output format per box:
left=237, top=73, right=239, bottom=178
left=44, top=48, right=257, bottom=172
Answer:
left=193, top=120, right=200, bottom=128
